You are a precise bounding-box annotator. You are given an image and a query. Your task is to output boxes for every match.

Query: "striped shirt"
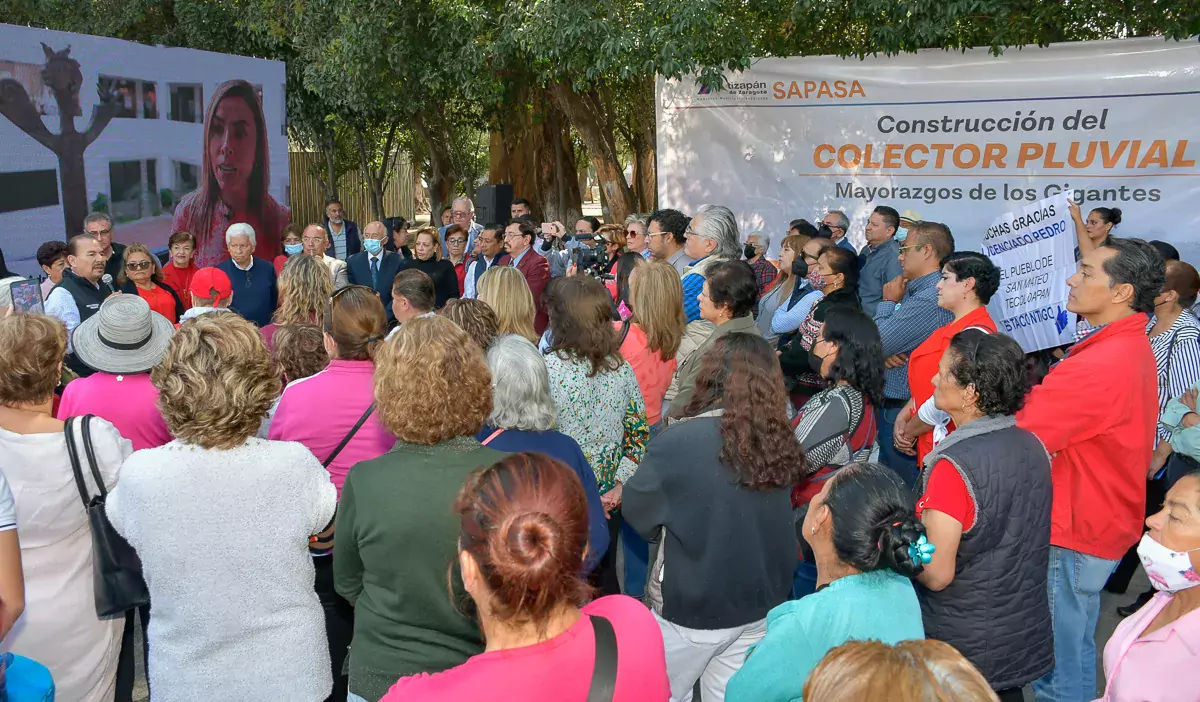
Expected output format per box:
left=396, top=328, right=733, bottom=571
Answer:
left=1149, top=311, right=1200, bottom=445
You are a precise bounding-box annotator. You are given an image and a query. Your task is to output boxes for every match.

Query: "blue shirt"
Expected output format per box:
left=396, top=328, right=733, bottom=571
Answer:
left=858, top=238, right=903, bottom=317
left=874, top=271, right=953, bottom=400
left=681, top=256, right=710, bottom=323
left=725, top=570, right=925, bottom=702
left=216, top=257, right=278, bottom=327
left=473, top=427, right=609, bottom=572
left=511, top=246, right=529, bottom=268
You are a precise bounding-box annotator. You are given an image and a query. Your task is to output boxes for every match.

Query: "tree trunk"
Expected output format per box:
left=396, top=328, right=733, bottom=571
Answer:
left=633, top=137, right=656, bottom=214
left=413, top=112, right=455, bottom=227
left=548, top=81, right=635, bottom=224
left=488, top=85, right=582, bottom=225
left=352, top=128, right=385, bottom=222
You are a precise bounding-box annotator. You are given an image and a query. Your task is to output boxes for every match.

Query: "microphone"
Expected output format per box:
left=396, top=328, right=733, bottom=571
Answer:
left=101, top=273, right=117, bottom=294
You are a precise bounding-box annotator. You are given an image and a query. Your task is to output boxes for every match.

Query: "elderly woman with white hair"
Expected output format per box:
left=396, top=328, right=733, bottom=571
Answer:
left=216, top=222, right=278, bottom=326
left=473, top=334, right=609, bottom=570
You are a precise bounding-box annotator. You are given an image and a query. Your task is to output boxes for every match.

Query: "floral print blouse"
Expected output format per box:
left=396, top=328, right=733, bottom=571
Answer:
left=544, top=352, right=650, bottom=493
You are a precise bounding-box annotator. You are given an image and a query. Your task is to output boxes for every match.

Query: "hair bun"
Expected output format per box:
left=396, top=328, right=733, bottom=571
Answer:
left=876, top=513, right=928, bottom=579
left=1109, top=208, right=1123, bottom=225
left=496, top=511, right=560, bottom=587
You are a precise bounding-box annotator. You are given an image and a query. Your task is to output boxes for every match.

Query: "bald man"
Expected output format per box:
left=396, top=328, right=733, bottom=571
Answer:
left=347, top=220, right=406, bottom=324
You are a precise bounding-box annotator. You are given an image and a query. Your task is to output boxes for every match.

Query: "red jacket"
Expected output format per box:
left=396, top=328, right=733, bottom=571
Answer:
left=514, top=248, right=551, bottom=335
left=1016, top=312, right=1157, bottom=560
left=907, top=305, right=997, bottom=464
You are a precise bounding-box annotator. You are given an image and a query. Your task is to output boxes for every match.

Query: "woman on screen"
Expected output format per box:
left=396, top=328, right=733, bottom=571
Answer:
left=173, top=79, right=289, bottom=268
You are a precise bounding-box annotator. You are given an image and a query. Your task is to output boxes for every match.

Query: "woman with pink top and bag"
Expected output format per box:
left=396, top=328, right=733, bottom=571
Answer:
left=268, top=284, right=395, bottom=702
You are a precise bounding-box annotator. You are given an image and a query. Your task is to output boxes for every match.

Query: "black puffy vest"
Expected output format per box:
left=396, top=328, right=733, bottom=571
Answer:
left=918, top=422, right=1055, bottom=690
left=53, top=269, right=107, bottom=323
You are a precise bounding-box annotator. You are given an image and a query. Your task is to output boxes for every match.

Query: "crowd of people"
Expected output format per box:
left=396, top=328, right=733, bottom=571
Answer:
left=0, top=194, right=1197, bottom=702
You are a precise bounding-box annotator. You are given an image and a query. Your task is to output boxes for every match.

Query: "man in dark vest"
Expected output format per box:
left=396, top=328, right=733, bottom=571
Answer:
left=45, top=234, right=112, bottom=377
left=462, top=224, right=510, bottom=300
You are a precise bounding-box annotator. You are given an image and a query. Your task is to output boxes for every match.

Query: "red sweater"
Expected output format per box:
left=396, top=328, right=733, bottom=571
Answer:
left=1016, top=312, right=1157, bottom=560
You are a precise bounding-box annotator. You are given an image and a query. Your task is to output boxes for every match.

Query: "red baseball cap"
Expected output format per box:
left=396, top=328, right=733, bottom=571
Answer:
left=190, top=267, right=233, bottom=300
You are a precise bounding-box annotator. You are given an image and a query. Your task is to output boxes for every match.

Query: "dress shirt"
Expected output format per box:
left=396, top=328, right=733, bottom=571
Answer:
left=511, top=247, right=530, bottom=268
left=858, top=238, right=903, bottom=317
left=666, top=248, right=694, bottom=277
left=45, top=286, right=82, bottom=354
left=873, top=271, right=953, bottom=400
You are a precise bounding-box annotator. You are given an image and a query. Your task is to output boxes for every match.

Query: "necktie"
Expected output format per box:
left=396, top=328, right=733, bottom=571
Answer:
left=370, top=257, right=379, bottom=288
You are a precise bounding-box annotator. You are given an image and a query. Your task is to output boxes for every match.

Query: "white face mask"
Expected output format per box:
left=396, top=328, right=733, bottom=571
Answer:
left=1138, top=533, right=1200, bottom=592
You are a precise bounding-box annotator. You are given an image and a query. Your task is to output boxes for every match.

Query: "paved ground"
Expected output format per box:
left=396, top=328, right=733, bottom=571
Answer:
left=130, top=568, right=1148, bottom=701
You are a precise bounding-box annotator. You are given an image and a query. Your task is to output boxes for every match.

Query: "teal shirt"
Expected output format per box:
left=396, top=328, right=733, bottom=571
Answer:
left=725, top=570, right=925, bottom=702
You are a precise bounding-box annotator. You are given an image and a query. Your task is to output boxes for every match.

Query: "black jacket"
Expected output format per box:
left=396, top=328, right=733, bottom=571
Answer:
left=324, top=219, right=361, bottom=259
left=623, top=413, right=796, bottom=630
left=778, top=286, right=861, bottom=378
left=918, top=416, right=1054, bottom=689
left=103, top=242, right=127, bottom=281
left=119, top=280, right=186, bottom=322
left=52, top=270, right=108, bottom=378
left=347, top=250, right=406, bottom=324
left=405, top=257, right=460, bottom=310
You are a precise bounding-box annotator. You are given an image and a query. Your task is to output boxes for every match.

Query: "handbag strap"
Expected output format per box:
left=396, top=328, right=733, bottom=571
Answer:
left=587, top=614, right=618, bottom=702
left=480, top=428, right=505, bottom=446
left=324, top=403, right=375, bottom=469
left=64, top=416, right=91, bottom=507
left=617, top=319, right=632, bottom=347
left=79, top=414, right=107, bottom=499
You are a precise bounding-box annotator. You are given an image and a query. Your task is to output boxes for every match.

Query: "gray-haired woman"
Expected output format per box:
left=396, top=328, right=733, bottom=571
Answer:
left=473, top=334, right=609, bottom=570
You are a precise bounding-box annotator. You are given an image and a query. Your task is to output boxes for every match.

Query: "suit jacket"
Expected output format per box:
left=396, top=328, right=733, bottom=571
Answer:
left=347, top=250, right=404, bottom=323
left=320, top=255, right=350, bottom=289
left=325, top=219, right=361, bottom=259
left=513, top=248, right=551, bottom=334
left=103, top=242, right=128, bottom=281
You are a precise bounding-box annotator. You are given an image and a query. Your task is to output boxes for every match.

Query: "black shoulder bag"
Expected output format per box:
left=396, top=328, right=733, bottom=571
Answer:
left=309, top=403, right=376, bottom=555
left=587, top=615, right=619, bottom=702
left=65, top=414, right=149, bottom=617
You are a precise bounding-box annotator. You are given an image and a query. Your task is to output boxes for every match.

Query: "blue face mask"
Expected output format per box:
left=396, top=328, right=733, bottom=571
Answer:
left=363, top=238, right=383, bottom=255
left=284, top=243, right=303, bottom=256
left=896, top=227, right=909, bottom=242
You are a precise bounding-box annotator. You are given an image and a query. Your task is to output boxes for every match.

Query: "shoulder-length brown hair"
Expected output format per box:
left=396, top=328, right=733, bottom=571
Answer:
left=545, top=276, right=622, bottom=377
left=374, top=316, right=492, bottom=444
left=765, top=233, right=809, bottom=299
left=118, top=242, right=165, bottom=288
left=414, top=226, right=444, bottom=261
left=326, top=285, right=387, bottom=361
left=188, top=80, right=279, bottom=254
left=629, top=261, right=685, bottom=361
left=681, top=332, right=806, bottom=490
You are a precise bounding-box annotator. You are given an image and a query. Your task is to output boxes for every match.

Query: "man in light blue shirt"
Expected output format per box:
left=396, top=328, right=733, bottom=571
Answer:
left=873, top=221, right=955, bottom=487
left=858, top=205, right=904, bottom=316
left=680, top=205, right=742, bottom=323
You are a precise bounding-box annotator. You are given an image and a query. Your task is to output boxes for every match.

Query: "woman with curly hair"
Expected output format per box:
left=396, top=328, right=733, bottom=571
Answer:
left=915, top=329, right=1052, bottom=700
left=261, top=252, right=334, bottom=351
left=624, top=332, right=805, bottom=702
left=108, top=312, right=337, bottom=701
left=334, top=316, right=508, bottom=701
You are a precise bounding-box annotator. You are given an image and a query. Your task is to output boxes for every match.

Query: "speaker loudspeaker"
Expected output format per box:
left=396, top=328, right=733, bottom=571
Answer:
left=475, top=184, right=514, bottom=226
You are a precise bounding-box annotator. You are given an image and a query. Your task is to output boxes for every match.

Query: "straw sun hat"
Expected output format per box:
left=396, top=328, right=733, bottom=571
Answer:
left=73, top=293, right=174, bottom=375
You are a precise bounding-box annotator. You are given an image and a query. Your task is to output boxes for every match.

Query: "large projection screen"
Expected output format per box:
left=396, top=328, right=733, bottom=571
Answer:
left=0, top=24, right=288, bottom=276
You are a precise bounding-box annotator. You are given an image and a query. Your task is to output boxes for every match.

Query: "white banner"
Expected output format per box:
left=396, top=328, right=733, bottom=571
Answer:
left=983, top=192, right=1075, bottom=352
left=657, top=38, right=1200, bottom=261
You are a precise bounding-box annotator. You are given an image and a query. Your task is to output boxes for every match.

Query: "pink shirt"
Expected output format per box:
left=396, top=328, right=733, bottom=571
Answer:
left=57, top=372, right=172, bottom=451
left=383, top=595, right=670, bottom=702
left=615, top=322, right=677, bottom=426
left=1100, top=591, right=1200, bottom=701
left=267, top=359, right=395, bottom=497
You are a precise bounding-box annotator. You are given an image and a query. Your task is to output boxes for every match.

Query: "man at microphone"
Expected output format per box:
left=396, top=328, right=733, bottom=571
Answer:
left=45, top=233, right=117, bottom=378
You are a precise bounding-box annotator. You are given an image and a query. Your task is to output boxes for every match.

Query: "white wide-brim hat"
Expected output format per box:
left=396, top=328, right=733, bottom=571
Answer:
left=73, top=293, right=175, bottom=375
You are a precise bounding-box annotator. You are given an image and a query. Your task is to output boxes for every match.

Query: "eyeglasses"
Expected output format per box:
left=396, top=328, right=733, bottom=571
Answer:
left=452, top=210, right=471, bottom=218
left=898, top=243, right=927, bottom=253
left=126, top=260, right=153, bottom=270
left=802, top=252, right=821, bottom=262
left=89, top=228, right=113, bottom=236
left=302, top=237, right=326, bottom=245
left=447, top=238, right=467, bottom=245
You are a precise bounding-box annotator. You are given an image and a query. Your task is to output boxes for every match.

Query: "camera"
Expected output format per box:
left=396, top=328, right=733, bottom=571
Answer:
left=571, top=237, right=611, bottom=279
